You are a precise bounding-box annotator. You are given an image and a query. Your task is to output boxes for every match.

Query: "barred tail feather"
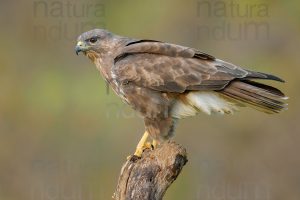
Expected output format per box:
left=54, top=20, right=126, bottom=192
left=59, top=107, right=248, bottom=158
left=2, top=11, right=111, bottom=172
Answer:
left=220, top=80, right=288, bottom=114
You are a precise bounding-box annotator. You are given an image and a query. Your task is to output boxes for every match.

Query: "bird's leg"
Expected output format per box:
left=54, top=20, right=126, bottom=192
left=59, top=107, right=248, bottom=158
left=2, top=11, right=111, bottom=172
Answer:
left=133, top=131, right=149, bottom=157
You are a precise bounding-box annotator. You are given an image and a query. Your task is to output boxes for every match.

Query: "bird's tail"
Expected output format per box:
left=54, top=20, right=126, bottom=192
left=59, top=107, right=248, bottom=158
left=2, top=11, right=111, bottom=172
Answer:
left=220, top=80, right=288, bottom=114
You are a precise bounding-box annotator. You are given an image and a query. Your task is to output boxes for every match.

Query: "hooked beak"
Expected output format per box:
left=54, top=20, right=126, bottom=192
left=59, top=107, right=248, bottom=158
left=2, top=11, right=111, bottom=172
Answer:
left=75, top=41, right=89, bottom=55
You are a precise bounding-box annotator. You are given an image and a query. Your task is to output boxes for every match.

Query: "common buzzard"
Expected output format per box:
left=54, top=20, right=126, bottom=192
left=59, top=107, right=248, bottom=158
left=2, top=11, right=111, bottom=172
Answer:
left=75, top=29, right=287, bottom=157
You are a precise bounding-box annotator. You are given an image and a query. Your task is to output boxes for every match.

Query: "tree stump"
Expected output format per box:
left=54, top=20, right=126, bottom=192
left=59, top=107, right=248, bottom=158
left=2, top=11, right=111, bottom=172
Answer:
left=113, top=141, right=188, bottom=200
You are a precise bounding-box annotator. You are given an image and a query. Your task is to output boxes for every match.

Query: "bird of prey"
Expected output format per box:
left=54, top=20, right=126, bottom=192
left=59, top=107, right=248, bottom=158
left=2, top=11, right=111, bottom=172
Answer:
left=75, top=29, right=287, bottom=157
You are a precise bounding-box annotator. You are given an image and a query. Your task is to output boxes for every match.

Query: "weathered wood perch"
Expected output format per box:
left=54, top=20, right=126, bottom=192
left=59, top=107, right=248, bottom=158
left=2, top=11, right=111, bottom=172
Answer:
left=113, top=141, right=188, bottom=200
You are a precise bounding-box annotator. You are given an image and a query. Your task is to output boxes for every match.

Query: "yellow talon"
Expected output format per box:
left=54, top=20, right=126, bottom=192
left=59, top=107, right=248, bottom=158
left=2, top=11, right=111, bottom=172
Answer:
left=133, top=131, right=149, bottom=157
left=153, top=139, right=159, bottom=149
left=129, top=133, right=160, bottom=159
left=133, top=148, right=144, bottom=157
left=144, top=142, right=152, bottom=149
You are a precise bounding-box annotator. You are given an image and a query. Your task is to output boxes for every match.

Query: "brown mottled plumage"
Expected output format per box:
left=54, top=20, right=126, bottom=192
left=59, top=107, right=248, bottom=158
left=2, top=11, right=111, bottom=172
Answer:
left=75, top=29, right=287, bottom=156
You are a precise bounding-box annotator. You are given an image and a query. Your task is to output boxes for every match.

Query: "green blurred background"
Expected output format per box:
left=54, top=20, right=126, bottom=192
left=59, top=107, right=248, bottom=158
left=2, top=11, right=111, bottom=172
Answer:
left=0, top=0, right=299, bottom=199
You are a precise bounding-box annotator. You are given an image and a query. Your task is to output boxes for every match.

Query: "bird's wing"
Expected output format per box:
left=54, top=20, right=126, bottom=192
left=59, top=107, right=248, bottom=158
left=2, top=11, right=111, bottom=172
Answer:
left=113, top=40, right=281, bottom=93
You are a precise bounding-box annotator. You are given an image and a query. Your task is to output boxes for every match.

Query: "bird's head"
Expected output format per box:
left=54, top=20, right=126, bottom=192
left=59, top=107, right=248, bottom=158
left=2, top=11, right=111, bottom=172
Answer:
left=75, top=29, right=116, bottom=61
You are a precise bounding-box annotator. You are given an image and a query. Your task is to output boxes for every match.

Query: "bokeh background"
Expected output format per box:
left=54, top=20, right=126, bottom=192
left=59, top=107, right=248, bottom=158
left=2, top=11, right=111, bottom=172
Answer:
left=0, top=0, right=299, bottom=199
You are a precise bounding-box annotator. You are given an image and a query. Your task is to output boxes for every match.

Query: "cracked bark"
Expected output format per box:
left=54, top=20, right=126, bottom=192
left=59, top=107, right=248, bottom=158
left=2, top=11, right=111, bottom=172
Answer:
left=113, top=141, right=188, bottom=200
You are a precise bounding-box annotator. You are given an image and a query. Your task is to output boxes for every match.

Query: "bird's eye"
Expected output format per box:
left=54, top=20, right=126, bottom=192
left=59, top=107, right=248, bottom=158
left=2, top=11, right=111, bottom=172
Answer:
left=89, top=37, right=98, bottom=44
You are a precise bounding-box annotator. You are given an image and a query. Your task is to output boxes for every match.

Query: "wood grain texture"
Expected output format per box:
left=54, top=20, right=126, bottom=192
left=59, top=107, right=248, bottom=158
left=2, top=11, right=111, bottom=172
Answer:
left=113, top=142, right=188, bottom=200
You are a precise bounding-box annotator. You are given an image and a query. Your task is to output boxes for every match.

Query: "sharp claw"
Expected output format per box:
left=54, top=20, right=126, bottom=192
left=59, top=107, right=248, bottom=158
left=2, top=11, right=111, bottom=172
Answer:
left=152, top=140, right=158, bottom=149
left=127, top=155, right=140, bottom=161
left=133, top=149, right=143, bottom=158
left=144, top=142, right=152, bottom=149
